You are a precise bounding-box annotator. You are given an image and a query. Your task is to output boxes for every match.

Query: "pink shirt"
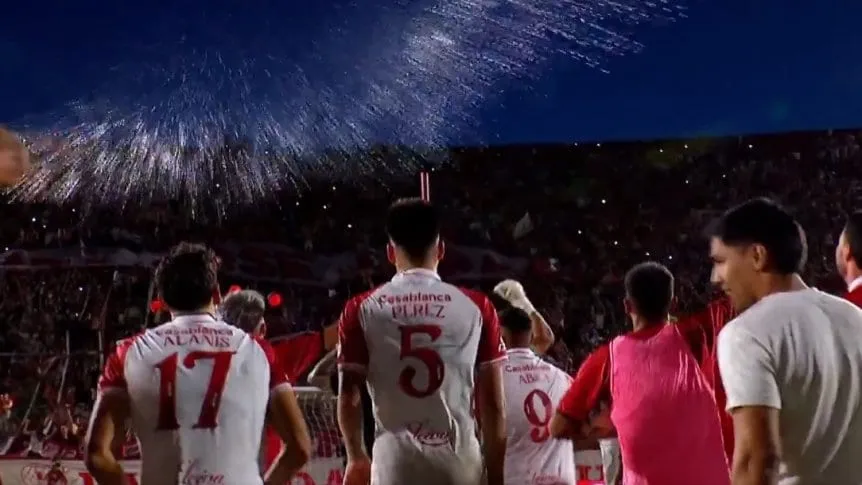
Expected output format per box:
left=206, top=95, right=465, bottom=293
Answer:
left=610, top=323, right=728, bottom=485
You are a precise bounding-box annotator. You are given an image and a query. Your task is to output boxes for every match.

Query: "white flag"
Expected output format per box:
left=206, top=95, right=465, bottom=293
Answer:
left=512, top=212, right=533, bottom=239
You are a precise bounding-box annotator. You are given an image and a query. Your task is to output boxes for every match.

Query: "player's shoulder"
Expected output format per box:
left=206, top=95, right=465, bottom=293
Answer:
left=452, top=285, right=494, bottom=312
left=345, top=286, right=385, bottom=310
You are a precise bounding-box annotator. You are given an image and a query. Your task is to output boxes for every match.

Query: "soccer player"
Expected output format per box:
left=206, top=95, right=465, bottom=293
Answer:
left=498, top=306, right=574, bottom=485
left=85, top=243, right=311, bottom=485
left=834, top=210, right=862, bottom=307
left=712, top=198, right=862, bottom=484
left=550, top=261, right=729, bottom=485
left=337, top=198, right=507, bottom=485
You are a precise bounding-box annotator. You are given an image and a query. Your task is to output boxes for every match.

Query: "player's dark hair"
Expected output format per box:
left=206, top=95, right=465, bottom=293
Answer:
left=385, top=198, right=440, bottom=261
left=154, top=242, right=220, bottom=312
left=220, top=290, right=266, bottom=332
left=499, top=307, right=532, bottom=335
left=708, top=197, right=806, bottom=275
left=624, top=262, right=674, bottom=322
left=844, top=211, right=862, bottom=266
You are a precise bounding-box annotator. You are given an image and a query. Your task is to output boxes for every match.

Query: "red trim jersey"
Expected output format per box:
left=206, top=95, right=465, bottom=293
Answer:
left=337, top=268, right=506, bottom=484
left=98, top=314, right=290, bottom=485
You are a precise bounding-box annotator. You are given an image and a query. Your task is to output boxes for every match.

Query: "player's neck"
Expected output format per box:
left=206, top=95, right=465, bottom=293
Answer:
left=631, top=318, right=665, bottom=333
left=758, top=273, right=807, bottom=300
left=394, top=260, right=438, bottom=273
left=171, top=304, right=217, bottom=318
left=843, top=264, right=862, bottom=289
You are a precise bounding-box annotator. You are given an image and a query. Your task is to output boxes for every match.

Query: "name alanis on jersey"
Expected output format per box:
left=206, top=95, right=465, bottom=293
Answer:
left=152, top=326, right=233, bottom=348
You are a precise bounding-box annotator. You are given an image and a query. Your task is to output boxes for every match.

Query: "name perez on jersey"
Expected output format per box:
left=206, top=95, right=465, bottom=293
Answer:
left=378, top=292, right=451, bottom=320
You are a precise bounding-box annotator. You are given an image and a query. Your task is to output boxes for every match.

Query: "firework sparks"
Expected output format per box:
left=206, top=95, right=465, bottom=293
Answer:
left=12, top=0, right=684, bottom=210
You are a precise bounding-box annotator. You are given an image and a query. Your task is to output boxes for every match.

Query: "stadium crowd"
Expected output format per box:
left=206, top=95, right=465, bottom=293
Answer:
left=0, top=127, right=859, bottom=462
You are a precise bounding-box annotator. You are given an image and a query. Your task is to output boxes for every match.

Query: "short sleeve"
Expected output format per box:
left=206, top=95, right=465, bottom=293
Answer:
left=337, top=295, right=369, bottom=374
left=459, top=288, right=506, bottom=366
left=98, top=338, right=135, bottom=393
left=253, top=336, right=292, bottom=393
left=717, top=323, right=781, bottom=411
left=558, top=344, right=610, bottom=421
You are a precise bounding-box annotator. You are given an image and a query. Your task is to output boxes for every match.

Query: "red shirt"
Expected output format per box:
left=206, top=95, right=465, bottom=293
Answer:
left=844, top=285, right=862, bottom=309
left=271, top=331, right=325, bottom=382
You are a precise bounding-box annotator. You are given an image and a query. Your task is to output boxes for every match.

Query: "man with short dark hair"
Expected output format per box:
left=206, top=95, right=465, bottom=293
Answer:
left=835, top=210, right=862, bottom=307
left=498, top=306, right=574, bottom=485
left=713, top=198, right=862, bottom=484
left=86, top=243, right=311, bottom=485
left=550, top=261, right=728, bottom=485
left=337, top=198, right=507, bottom=485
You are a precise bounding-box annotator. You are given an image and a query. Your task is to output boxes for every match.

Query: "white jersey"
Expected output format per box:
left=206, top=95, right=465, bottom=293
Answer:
left=718, top=288, right=862, bottom=485
left=337, top=268, right=507, bottom=485
left=97, top=314, right=290, bottom=485
left=502, top=348, right=575, bottom=485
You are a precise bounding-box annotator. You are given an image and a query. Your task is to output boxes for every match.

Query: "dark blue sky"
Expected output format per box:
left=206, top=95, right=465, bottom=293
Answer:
left=2, top=0, right=861, bottom=144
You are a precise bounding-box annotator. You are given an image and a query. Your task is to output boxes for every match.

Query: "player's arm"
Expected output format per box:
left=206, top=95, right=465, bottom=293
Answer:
left=84, top=343, right=132, bottom=485
left=717, top=325, right=782, bottom=485
left=257, top=338, right=312, bottom=485
left=493, top=280, right=554, bottom=354
left=335, top=297, right=372, bottom=463
left=527, top=310, right=555, bottom=355
left=550, top=344, right=610, bottom=440
left=474, top=294, right=507, bottom=485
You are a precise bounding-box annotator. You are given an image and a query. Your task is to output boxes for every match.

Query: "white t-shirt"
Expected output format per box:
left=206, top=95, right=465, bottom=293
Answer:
left=337, top=268, right=507, bottom=485
left=502, top=348, right=575, bottom=485
left=718, top=288, right=862, bottom=484
left=97, top=314, right=291, bottom=485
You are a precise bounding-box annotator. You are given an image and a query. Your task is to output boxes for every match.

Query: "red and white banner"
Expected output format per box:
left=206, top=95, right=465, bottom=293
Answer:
left=0, top=452, right=603, bottom=484
left=0, top=243, right=527, bottom=284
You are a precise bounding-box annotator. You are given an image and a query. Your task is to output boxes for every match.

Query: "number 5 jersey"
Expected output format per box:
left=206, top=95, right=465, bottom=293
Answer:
left=98, top=313, right=290, bottom=485
left=337, top=268, right=506, bottom=485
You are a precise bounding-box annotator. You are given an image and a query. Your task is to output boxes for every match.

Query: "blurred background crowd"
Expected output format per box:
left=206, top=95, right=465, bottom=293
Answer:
left=0, top=127, right=859, bottom=460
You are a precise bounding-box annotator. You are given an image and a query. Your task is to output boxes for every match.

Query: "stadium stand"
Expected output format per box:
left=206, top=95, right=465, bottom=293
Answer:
left=0, top=128, right=858, bottom=483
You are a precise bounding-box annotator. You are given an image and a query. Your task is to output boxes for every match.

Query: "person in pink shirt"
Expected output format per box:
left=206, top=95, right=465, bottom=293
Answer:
left=550, top=262, right=729, bottom=485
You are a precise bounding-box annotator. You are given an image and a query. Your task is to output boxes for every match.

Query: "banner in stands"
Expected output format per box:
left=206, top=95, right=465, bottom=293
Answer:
left=0, top=243, right=527, bottom=283
left=0, top=452, right=604, bottom=484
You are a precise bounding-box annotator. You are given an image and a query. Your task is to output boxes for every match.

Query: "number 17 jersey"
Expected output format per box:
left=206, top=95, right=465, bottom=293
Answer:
left=503, top=348, right=575, bottom=485
left=98, top=313, right=290, bottom=485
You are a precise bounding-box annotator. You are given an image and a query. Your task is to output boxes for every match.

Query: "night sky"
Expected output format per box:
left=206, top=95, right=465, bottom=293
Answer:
left=2, top=0, right=861, bottom=145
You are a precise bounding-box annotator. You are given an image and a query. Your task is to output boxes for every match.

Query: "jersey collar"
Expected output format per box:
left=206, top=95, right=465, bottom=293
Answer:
left=506, top=347, right=534, bottom=357
left=172, top=312, right=218, bottom=325
left=393, top=268, right=441, bottom=281
left=849, top=276, right=862, bottom=293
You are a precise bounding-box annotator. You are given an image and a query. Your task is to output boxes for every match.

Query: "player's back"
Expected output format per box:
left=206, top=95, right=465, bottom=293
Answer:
left=721, top=289, right=862, bottom=484
left=502, top=348, right=575, bottom=485
left=121, top=314, right=273, bottom=485
left=341, top=268, right=505, bottom=484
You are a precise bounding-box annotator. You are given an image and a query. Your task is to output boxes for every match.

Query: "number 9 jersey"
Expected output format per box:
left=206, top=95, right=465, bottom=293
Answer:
left=98, top=313, right=291, bottom=485
left=337, top=268, right=506, bottom=485
left=502, top=348, right=575, bottom=485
